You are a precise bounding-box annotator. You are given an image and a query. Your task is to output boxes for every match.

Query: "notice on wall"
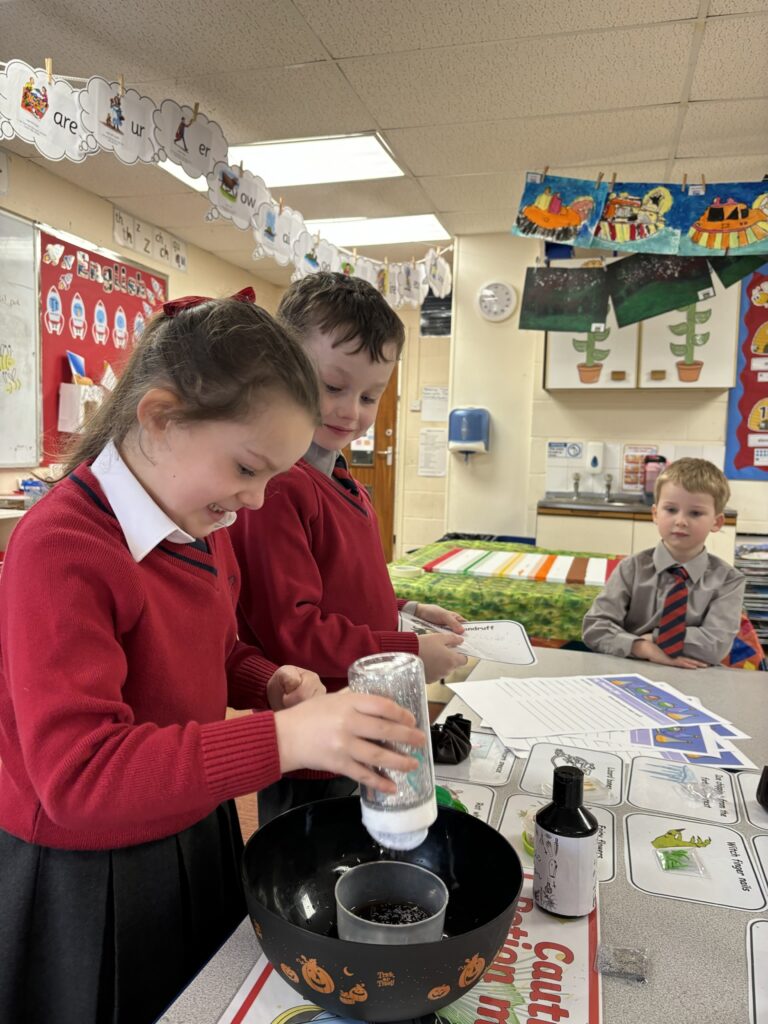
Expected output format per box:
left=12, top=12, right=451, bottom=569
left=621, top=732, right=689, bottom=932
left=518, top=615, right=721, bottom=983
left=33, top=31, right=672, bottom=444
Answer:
left=622, top=443, right=658, bottom=491
left=421, top=385, right=448, bottom=421
left=418, top=427, right=447, bottom=476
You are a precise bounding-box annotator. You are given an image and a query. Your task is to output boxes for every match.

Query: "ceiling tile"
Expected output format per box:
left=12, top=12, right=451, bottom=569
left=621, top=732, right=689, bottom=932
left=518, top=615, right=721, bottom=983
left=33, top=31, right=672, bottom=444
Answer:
left=5, top=0, right=326, bottom=80
left=275, top=177, right=430, bottom=219
left=294, top=0, right=699, bottom=57
left=134, top=64, right=375, bottom=145
left=690, top=14, right=768, bottom=99
left=440, top=210, right=519, bottom=235
left=386, top=105, right=679, bottom=177
left=341, top=22, right=695, bottom=128
left=678, top=98, right=768, bottom=157
left=672, top=153, right=768, bottom=182
left=550, top=160, right=672, bottom=183
left=708, top=0, right=768, bottom=13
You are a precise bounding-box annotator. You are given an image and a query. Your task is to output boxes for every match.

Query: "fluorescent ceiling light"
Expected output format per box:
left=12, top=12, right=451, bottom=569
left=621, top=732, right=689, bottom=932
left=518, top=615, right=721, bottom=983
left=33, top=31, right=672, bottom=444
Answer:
left=158, top=159, right=207, bottom=192
left=304, top=214, right=450, bottom=247
left=228, top=134, right=403, bottom=188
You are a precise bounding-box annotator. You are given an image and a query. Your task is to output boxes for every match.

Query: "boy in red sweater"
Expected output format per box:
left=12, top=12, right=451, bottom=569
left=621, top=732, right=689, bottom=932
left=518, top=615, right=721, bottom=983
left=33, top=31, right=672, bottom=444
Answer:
left=229, top=272, right=467, bottom=821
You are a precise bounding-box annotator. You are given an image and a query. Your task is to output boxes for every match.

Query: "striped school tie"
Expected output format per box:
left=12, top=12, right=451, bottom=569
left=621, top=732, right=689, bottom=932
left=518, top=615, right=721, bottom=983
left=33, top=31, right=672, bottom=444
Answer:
left=657, top=566, right=690, bottom=656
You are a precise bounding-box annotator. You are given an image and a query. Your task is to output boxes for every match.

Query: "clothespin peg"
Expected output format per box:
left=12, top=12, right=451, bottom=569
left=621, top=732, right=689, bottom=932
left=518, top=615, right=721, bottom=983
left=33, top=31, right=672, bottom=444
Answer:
left=542, top=165, right=549, bottom=179
left=118, top=74, right=125, bottom=97
left=45, top=58, right=53, bottom=84
left=314, top=232, right=320, bottom=247
left=278, top=195, right=284, bottom=215
left=595, top=171, right=604, bottom=188
left=701, top=174, right=706, bottom=188
left=352, top=248, right=357, bottom=260
left=609, top=171, right=617, bottom=191
left=238, top=160, right=244, bottom=176
left=190, top=102, right=199, bottom=124
left=681, top=173, right=688, bottom=192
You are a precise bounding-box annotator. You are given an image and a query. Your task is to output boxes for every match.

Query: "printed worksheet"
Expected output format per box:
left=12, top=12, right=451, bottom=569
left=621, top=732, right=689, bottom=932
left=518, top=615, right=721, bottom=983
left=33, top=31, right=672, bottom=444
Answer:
left=432, top=730, right=515, bottom=787
left=628, top=756, right=739, bottom=824
left=519, top=742, right=624, bottom=805
left=400, top=613, right=536, bottom=665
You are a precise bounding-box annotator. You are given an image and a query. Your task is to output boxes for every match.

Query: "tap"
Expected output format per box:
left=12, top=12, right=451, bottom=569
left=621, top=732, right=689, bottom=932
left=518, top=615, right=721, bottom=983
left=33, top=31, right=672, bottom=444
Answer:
left=604, top=473, right=613, bottom=501
left=572, top=472, right=580, bottom=499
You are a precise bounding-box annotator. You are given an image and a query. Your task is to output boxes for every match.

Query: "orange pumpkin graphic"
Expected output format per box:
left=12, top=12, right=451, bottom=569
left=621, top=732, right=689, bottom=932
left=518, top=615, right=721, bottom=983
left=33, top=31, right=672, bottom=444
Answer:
left=339, top=982, right=369, bottom=1005
left=458, top=954, right=486, bottom=988
left=299, top=956, right=335, bottom=994
left=280, top=963, right=299, bottom=984
left=428, top=984, right=451, bottom=1000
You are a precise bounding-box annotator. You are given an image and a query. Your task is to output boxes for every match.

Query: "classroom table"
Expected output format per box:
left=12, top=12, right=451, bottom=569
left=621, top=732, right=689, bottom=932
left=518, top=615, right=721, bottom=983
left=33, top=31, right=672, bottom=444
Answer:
left=160, top=648, right=768, bottom=1024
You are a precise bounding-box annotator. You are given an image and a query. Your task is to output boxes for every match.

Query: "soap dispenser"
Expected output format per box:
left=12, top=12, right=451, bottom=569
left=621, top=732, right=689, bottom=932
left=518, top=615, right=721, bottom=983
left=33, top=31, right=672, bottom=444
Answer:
left=586, top=441, right=604, bottom=474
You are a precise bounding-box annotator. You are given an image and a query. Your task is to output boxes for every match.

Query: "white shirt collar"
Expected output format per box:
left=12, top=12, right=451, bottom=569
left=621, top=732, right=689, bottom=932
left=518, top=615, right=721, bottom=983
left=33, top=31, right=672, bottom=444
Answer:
left=91, top=441, right=235, bottom=562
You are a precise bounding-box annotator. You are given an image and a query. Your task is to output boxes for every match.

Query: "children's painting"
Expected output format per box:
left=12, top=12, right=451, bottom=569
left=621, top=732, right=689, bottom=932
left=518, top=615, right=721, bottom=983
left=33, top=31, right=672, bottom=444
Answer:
left=519, top=264, right=609, bottom=332
left=725, top=263, right=768, bottom=477
left=709, top=252, right=768, bottom=289
left=678, top=183, right=768, bottom=257
left=606, top=254, right=714, bottom=327
left=589, top=182, right=676, bottom=254
left=512, top=173, right=608, bottom=248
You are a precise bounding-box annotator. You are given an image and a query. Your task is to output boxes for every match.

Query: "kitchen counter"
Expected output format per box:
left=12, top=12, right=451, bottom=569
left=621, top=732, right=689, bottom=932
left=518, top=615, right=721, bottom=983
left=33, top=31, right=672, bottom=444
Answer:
left=538, top=496, right=738, bottom=525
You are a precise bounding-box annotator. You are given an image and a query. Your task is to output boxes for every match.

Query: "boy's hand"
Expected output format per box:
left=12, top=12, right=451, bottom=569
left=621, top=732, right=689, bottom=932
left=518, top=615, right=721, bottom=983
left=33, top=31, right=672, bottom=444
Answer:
left=267, top=665, right=326, bottom=710
left=418, top=632, right=468, bottom=682
left=631, top=638, right=708, bottom=670
left=274, top=690, right=424, bottom=792
left=415, top=603, right=466, bottom=634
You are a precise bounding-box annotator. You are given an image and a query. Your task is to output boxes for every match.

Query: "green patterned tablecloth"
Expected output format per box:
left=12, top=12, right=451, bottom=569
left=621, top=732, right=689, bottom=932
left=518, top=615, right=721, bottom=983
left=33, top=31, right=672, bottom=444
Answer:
left=389, top=540, right=617, bottom=645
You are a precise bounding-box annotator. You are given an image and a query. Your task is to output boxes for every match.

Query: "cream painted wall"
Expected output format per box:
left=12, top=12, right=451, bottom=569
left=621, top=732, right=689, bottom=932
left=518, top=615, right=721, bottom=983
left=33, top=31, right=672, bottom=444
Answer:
left=446, top=233, right=540, bottom=538
left=0, top=149, right=283, bottom=499
left=394, top=306, right=449, bottom=557
left=449, top=233, right=768, bottom=539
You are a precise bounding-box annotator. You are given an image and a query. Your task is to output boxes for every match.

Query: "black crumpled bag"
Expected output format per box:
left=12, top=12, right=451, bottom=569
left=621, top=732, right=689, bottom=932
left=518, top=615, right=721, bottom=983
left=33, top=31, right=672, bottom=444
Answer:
left=431, top=713, right=473, bottom=765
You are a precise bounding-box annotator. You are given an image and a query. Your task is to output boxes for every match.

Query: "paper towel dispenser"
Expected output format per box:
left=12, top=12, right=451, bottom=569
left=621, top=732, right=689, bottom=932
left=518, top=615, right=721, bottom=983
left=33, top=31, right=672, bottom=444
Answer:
left=448, top=407, right=490, bottom=460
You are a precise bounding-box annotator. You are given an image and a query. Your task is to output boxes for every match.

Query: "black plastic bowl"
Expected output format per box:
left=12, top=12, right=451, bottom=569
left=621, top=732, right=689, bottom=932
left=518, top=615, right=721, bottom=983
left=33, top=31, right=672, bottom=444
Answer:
left=242, top=797, right=523, bottom=1022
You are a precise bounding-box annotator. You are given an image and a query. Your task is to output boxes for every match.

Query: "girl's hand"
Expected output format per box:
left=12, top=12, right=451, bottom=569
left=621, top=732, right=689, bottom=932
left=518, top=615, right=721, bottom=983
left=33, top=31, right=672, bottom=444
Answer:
left=418, top=632, right=468, bottom=682
left=274, top=690, right=424, bottom=793
left=416, top=603, right=466, bottom=634
left=267, top=665, right=326, bottom=710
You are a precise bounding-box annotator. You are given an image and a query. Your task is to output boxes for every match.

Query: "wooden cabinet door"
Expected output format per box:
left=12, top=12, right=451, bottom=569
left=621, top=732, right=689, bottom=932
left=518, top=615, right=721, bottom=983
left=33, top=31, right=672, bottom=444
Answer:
left=638, top=286, right=740, bottom=389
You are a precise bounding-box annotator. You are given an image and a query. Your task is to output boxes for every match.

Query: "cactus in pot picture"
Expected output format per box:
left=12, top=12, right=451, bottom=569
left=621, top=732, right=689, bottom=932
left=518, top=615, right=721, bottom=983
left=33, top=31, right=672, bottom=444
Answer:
left=572, top=326, right=611, bottom=384
left=668, top=303, right=711, bottom=382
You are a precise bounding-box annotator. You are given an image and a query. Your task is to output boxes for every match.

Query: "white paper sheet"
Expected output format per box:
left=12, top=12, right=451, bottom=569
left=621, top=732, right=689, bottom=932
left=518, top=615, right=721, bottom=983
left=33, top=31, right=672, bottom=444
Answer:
left=400, top=614, right=536, bottom=665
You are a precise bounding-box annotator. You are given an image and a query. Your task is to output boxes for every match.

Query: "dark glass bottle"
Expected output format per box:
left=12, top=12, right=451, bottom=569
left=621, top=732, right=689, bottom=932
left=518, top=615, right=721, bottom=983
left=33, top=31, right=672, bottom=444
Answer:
left=757, top=766, right=768, bottom=811
left=533, top=766, right=598, bottom=918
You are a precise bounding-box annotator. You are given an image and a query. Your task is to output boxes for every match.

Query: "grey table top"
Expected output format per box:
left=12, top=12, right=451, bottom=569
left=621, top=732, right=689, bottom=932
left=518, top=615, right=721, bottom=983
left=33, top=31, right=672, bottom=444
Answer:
left=161, top=648, right=768, bottom=1024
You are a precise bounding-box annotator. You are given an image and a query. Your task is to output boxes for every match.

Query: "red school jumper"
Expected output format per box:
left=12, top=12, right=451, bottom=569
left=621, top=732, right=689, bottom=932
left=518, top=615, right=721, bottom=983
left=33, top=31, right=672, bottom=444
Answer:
left=0, top=464, right=284, bottom=851
left=229, top=457, right=419, bottom=692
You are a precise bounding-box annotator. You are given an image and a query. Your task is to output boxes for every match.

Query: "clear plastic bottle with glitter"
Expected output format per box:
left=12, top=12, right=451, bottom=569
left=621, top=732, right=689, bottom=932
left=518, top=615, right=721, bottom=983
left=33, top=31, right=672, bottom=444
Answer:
left=348, top=652, right=437, bottom=851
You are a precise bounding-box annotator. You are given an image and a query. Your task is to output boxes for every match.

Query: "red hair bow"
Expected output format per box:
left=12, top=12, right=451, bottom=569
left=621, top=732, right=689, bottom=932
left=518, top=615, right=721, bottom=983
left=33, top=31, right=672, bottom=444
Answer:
left=162, top=286, right=255, bottom=317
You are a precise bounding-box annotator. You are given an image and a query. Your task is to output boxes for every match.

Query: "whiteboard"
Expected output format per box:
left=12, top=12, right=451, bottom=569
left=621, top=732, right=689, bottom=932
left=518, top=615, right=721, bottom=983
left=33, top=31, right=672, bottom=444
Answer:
left=0, top=210, right=39, bottom=466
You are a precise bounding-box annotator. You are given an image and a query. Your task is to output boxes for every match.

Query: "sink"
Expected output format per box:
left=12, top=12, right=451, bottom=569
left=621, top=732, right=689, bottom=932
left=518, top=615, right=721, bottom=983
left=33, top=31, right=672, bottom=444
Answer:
left=540, top=493, right=649, bottom=511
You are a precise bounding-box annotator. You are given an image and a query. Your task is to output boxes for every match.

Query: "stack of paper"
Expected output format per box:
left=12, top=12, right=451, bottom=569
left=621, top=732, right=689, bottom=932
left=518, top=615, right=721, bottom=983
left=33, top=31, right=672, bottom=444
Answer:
left=422, top=547, right=623, bottom=585
left=448, top=672, right=755, bottom=769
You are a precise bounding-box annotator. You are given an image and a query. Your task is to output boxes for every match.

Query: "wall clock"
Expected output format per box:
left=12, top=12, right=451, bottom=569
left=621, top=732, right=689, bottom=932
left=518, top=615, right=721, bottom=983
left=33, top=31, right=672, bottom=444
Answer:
left=477, top=280, right=517, bottom=322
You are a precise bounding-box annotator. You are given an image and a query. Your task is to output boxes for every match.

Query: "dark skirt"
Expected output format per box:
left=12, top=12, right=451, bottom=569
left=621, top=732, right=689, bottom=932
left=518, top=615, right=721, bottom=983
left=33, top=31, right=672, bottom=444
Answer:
left=0, top=802, right=246, bottom=1024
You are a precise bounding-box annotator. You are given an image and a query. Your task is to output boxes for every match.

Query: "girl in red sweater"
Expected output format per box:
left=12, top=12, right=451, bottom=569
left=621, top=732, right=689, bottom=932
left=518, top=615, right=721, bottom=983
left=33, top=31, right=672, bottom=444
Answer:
left=0, top=290, right=423, bottom=1024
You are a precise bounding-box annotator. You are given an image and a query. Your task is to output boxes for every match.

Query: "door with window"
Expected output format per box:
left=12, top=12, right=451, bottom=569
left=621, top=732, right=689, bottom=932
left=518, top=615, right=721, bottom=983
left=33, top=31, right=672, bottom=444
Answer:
left=342, top=368, right=398, bottom=561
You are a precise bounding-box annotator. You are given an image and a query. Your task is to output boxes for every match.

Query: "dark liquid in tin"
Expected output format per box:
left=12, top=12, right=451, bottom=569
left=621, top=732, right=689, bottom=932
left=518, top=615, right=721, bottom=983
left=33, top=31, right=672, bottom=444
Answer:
left=352, top=900, right=430, bottom=925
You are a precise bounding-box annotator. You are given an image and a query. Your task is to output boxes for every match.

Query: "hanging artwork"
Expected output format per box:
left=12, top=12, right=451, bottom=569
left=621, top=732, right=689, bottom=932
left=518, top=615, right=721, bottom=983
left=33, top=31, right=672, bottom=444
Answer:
left=0, top=59, right=450, bottom=308
left=519, top=264, right=609, bottom=332
left=512, top=172, right=608, bottom=248
left=153, top=99, right=227, bottom=181
left=679, top=183, right=768, bottom=257
left=709, top=253, right=768, bottom=289
left=725, top=263, right=768, bottom=478
left=605, top=254, right=714, bottom=327
left=0, top=59, right=94, bottom=162
left=589, top=183, right=676, bottom=254
left=79, top=78, right=157, bottom=165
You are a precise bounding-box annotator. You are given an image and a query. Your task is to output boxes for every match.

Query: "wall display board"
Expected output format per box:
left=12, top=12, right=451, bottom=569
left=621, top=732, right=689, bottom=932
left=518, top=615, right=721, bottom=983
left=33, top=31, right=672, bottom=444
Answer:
left=38, top=228, right=167, bottom=462
left=725, top=263, right=768, bottom=478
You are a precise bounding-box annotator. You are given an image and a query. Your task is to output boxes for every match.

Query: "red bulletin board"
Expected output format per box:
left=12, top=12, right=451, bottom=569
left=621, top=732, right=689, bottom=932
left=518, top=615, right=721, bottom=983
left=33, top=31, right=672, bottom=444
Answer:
left=725, top=264, right=768, bottom=479
left=39, top=230, right=168, bottom=463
